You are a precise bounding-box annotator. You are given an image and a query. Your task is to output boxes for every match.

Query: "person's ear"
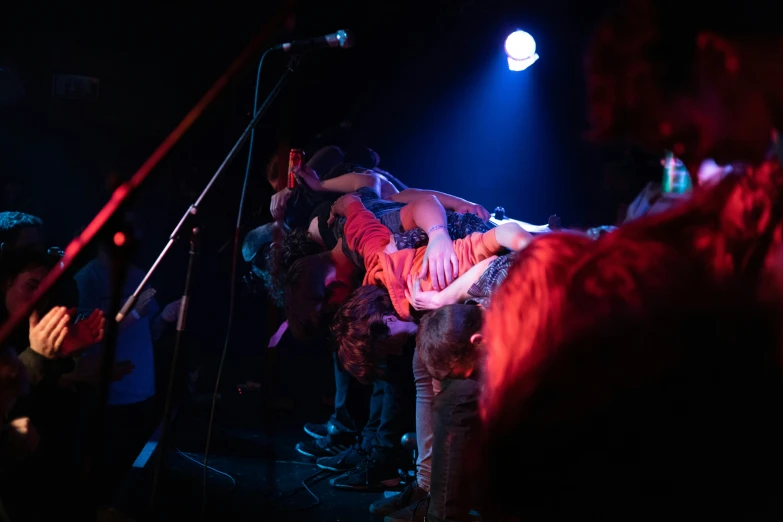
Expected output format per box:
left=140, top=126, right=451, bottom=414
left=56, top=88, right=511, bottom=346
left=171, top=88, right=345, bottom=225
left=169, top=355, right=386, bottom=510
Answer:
left=470, top=332, right=483, bottom=346
left=696, top=31, right=740, bottom=75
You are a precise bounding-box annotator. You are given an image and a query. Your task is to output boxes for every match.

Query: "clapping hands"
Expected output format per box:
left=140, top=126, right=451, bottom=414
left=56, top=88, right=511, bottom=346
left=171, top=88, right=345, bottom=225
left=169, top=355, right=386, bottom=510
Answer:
left=61, top=308, right=105, bottom=356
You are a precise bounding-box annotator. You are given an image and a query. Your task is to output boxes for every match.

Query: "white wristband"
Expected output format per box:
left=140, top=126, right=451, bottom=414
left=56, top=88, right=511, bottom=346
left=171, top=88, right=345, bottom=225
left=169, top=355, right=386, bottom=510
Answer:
left=131, top=309, right=141, bottom=320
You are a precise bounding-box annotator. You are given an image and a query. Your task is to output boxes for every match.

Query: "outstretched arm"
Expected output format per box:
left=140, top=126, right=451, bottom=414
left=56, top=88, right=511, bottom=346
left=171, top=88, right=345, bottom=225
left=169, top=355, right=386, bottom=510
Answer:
left=297, top=166, right=395, bottom=197
left=494, top=222, right=534, bottom=252
left=391, top=189, right=490, bottom=221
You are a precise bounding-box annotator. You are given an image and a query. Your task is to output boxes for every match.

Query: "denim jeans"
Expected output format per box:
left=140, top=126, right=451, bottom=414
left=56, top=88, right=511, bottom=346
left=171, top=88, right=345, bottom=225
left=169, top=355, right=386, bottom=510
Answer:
left=412, top=347, right=441, bottom=491
left=428, top=377, right=481, bottom=522
left=330, top=353, right=360, bottom=438
left=373, top=347, right=415, bottom=454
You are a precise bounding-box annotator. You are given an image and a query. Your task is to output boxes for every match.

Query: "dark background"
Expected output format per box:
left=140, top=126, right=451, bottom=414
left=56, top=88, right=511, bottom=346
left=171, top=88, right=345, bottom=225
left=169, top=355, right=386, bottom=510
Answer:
left=0, top=0, right=656, bottom=384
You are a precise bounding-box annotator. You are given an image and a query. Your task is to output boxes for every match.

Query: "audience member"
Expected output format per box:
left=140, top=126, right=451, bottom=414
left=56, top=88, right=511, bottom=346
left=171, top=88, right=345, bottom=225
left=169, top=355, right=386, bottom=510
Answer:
left=75, top=241, right=181, bottom=501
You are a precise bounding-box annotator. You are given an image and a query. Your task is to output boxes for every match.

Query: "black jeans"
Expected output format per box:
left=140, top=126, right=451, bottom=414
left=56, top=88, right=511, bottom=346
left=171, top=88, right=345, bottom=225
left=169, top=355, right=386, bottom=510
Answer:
left=330, top=353, right=361, bottom=438
left=428, top=377, right=481, bottom=522
left=331, top=348, right=414, bottom=457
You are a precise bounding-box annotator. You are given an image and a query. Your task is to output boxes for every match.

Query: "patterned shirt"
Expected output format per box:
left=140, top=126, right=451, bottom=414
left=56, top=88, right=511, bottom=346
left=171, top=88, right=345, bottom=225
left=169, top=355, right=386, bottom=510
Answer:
left=466, top=252, right=518, bottom=307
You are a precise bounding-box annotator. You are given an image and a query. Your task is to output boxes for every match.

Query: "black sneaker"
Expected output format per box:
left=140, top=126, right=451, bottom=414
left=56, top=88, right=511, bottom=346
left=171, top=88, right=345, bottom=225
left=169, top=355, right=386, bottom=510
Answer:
left=384, top=495, right=430, bottom=522
left=316, top=444, right=367, bottom=472
left=295, top=437, right=350, bottom=459
left=370, top=480, right=428, bottom=516
left=330, top=457, right=401, bottom=491
left=303, top=422, right=328, bottom=439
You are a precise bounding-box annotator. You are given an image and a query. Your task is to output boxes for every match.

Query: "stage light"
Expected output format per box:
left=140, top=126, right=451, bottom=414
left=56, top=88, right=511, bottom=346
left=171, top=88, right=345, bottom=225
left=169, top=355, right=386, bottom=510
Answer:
left=505, top=30, right=538, bottom=71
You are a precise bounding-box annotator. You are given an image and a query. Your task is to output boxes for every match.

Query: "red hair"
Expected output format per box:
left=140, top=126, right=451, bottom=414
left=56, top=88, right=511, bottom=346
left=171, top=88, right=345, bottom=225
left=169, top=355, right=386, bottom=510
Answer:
left=479, top=164, right=783, bottom=519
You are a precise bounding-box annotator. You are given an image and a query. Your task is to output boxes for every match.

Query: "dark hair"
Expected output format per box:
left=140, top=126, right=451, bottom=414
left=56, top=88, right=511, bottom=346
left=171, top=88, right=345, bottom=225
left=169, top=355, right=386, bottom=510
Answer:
left=0, top=212, right=43, bottom=250
left=479, top=165, right=783, bottom=519
left=282, top=227, right=325, bottom=274
left=242, top=223, right=288, bottom=307
left=284, top=254, right=332, bottom=342
left=331, top=285, right=396, bottom=384
left=0, top=248, right=59, bottom=322
left=0, top=248, right=57, bottom=286
left=258, top=246, right=285, bottom=308
left=418, top=304, right=484, bottom=380
left=585, top=0, right=782, bottom=141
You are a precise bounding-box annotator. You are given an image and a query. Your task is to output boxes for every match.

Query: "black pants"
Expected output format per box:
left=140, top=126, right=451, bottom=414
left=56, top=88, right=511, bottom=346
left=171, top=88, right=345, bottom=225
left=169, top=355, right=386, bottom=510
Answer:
left=428, top=377, right=481, bottom=522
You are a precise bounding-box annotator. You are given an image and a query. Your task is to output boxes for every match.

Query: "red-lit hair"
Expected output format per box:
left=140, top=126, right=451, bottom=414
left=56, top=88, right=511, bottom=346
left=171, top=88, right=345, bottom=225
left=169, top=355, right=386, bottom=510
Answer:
left=479, top=163, right=783, bottom=520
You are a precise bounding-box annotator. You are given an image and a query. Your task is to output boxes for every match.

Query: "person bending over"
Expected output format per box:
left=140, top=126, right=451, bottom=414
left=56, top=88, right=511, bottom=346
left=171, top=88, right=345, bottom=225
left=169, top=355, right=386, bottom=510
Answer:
left=403, top=234, right=593, bottom=522
left=288, top=194, right=476, bottom=495
left=246, top=168, right=489, bottom=306
left=328, top=191, right=532, bottom=382
left=285, top=192, right=488, bottom=342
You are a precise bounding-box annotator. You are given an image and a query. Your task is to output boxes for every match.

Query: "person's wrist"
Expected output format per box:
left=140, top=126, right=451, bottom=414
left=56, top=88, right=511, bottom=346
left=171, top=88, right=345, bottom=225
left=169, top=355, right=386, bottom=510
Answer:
left=428, top=224, right=449, bottom=237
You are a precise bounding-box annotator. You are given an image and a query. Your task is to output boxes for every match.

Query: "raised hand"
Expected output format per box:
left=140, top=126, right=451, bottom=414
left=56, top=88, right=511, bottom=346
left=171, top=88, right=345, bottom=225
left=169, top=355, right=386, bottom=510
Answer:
left=28, top=307, right=70, bottom=359
left=161, top=298, right=182, bottom=323
left=61, top=308, right=105, bottom=356
left=135, top=288, right=157, bottom=317
left=270, top=187, right=293, bottom=222
left=294, top=165, right=321, bottom=191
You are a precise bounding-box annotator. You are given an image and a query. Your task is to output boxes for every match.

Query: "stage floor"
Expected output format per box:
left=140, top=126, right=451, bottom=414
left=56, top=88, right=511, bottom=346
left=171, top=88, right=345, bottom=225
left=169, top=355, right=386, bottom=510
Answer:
left=112, top=388, right=387, bottom=522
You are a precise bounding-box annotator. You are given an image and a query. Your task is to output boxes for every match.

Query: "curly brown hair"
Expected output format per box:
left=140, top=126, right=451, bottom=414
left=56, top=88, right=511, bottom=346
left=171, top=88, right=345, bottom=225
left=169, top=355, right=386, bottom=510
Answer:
left=331, top=285, right=396, bottom=384
left=282, top=227, right=325, bottom=273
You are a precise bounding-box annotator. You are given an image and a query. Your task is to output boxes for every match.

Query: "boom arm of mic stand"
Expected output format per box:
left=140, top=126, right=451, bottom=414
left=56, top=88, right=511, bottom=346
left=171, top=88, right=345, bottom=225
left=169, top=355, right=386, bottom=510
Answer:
left=115, top=54, right=301, bottom=323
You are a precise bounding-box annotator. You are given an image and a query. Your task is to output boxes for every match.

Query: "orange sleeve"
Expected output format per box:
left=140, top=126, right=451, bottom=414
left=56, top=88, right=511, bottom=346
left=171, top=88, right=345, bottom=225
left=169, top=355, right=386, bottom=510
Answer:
left=343, top=200, right=393, bottom=271
left=452, top=229, right=503, bottom=275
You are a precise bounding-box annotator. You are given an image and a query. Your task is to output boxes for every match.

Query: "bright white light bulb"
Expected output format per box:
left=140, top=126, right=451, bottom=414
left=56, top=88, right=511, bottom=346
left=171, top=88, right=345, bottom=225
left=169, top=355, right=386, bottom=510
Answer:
left=505, top=30, right=536, bottom=61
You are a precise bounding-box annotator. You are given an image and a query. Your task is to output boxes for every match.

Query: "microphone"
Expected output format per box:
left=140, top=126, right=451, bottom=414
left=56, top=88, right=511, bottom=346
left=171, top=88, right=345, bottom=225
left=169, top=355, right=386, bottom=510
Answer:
left=273, top=30, right=354, bottom=52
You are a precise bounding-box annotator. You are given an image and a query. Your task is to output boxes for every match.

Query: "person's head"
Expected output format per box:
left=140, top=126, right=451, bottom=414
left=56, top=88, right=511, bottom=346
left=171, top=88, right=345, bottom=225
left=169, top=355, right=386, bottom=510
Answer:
left=417, top=304, right=484, bottom=380
left=478, top=166, right=783, bottom=519
left=242, top=222, right=287, bottom=306
left=285, top=252, right=357, bottom=342
left=586, top=0, right=783, bottom=171
left=332, top=285, right=417, bottom=384
left=0, top=248, right=57, bottom=316
left=0, top=212, right=44, bottom=252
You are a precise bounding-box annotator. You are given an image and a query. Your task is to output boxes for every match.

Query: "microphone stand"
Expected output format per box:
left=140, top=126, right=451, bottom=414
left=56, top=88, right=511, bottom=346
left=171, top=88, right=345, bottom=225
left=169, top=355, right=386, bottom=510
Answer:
left=115, top=53, right=300, bottom=323
left=128, top=53, right=301, bottom=509
left=150, top=226, right=198, bottom=510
